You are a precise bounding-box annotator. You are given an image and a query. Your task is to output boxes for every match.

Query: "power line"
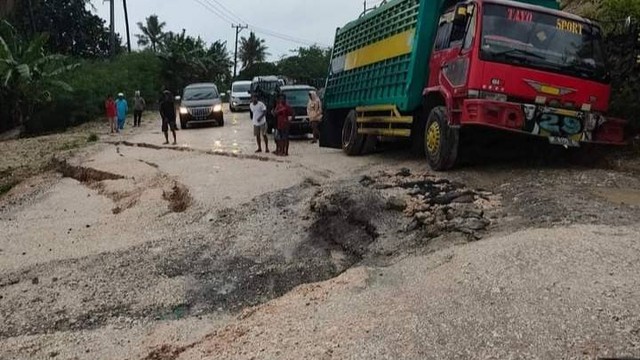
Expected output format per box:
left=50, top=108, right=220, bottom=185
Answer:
left=190, top=0, right=235, bottom=25
left=190, top=0, right=327, bottom=47
left=206, top=0, right=247, bottom=23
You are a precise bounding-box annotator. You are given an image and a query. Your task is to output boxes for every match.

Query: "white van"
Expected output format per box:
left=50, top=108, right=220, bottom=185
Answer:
left=230, top=80, right=252, bottom=112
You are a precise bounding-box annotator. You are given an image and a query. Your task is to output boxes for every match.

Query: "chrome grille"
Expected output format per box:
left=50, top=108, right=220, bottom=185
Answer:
left=188, top=107, right=211, bottom=118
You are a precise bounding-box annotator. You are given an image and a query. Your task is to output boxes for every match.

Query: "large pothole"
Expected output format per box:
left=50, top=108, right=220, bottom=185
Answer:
left=0, top=170, right=501, bottom=340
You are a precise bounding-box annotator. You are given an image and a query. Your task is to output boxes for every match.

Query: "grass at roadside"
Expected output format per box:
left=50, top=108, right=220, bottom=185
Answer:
left=0, top=121, right=106, bottom=198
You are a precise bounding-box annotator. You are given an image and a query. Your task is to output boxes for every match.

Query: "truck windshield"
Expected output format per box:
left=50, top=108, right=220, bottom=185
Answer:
left=251, top=81, right=280, bottom=95
left=480, top=4, right=608, bottom=83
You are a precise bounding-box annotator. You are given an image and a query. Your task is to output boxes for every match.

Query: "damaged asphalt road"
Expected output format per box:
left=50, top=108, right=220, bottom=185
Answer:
left=0, top=169, right=499, bottom=340
left=2, top=111, right=640, bottom=359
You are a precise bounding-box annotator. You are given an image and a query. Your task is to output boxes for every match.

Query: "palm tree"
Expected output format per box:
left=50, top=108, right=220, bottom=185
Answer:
left=0, top=20, right=77, bottom=129
left=136, top=15, right=166, bottom=52
left=239, top=32, right=268, bottom=69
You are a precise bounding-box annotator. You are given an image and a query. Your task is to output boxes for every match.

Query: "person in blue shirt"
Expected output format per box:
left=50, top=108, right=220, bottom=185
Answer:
left=115, top=93, right=129, bottom=131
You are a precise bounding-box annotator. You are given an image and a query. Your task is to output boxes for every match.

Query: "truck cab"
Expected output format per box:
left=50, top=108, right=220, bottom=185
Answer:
left=423, top=0, right=622, bottom=168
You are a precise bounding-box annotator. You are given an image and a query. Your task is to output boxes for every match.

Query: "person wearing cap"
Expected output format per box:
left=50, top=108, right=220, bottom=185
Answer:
left=307, top=90, right=322, bottom=144
left=159, top=90, right=178, bottom=145
left=133, top=90, right=146, bottom=127
left=115, top=93, right=129, bottom=131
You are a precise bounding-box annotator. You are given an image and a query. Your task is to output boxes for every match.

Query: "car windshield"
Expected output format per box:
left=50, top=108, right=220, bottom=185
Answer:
left=232, top=83, right=250, bottom=93
left=283, top=89, right=312, bottom=107
left=481, top=4, right=608, bottom=83
left=183, top=87, right=218, bottom=101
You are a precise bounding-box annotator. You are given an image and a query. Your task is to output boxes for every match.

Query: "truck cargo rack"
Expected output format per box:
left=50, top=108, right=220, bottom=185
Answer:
left=356, top=105, right=413, bottom=137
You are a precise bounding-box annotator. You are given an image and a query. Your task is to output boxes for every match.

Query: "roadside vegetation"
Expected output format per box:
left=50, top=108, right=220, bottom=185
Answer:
left=0, top=0, right=330, bottom=137
left=0, top=0, right=637, bottom=137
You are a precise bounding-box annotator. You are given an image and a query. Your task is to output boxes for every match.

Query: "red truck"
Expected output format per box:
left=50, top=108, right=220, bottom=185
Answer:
left=320, top=0, right=629, bottom=170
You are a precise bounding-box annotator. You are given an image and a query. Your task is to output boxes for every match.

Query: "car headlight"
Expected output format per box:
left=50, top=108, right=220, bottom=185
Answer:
left=213, top=104, right=223, bottom=112
left=179, top=107, right=188, bottom=115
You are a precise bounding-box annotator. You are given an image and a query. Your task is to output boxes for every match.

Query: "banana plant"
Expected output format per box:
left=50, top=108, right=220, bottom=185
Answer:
left=0, top=20, right=77, bottom=129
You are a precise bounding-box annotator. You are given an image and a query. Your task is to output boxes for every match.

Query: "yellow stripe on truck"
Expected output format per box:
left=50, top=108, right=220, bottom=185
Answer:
left=343, top=29, right=415, bottom=71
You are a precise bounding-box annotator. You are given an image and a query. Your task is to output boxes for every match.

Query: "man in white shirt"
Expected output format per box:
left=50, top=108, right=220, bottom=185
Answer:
left=250, top=95, right=270, bottom=153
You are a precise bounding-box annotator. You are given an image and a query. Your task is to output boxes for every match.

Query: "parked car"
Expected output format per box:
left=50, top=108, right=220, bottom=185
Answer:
left=230, top=80, right=251, bottom=112
left=177, top=83, right=224, bottom=129
left=277, top=85, right=316, bottom=135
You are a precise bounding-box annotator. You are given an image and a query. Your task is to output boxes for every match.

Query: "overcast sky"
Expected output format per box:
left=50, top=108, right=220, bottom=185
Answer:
left=90, top=0, right=371, bottom=60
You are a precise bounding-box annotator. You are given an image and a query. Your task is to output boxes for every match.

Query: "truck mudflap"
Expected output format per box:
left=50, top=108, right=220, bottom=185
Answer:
left=459, top=99, right=627, bottom=145
left=319, top=110, right=345, bottom=149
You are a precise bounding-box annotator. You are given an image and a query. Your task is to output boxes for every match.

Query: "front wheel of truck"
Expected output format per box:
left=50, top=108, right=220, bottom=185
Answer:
left=425, top=106, right=459, bottom=171
left=342, top=110, right=366, bottom=156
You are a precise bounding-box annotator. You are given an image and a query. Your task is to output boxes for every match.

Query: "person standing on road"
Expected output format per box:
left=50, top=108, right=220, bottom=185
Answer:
left=307, top=90, right=322, bottom=144
left=250, top=94, right=270, bottom=153
left=160, top=90, right=178, bottom=145
left=115, top=93, right=128, bottom=131
left=105, top=94, right=117, bottom=134
left=133, top=90, right=146, bottom=127
left=274, top=94, right=294, bottom=156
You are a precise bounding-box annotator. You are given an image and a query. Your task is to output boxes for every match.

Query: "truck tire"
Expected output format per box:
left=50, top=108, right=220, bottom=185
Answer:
left=342, top=110, right=366, bottom=156
left=425, top=106, right=459, bottom=171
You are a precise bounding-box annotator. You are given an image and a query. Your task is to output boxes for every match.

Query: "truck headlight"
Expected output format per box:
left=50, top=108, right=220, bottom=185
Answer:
left=179, top=107, right=188, bottom=115
left=469, top=90, right=507, bottom=102
left=213, top=104, right=223, bottom=112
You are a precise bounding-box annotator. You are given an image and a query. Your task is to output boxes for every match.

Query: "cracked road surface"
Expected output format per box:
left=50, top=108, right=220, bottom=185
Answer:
left=1, top=107, right=640, bottom=359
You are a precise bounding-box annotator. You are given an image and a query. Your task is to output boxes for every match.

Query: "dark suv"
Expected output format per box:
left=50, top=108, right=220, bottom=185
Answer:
left=178, top=83, right=224, bottom=129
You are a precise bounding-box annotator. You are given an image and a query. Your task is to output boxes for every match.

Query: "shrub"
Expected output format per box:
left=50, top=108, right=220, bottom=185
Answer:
left=26, top=51, right=162, bottom=133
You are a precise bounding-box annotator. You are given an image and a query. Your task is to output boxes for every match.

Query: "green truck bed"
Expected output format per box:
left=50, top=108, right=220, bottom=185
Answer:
left=324, top=0, right=560, bottom=113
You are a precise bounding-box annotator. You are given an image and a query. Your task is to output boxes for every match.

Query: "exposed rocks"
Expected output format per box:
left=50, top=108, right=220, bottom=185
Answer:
left=375, top=170, right=500, bottom=237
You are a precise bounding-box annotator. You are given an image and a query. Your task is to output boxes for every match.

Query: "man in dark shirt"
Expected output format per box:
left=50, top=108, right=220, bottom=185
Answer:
left=160, top=90, right=177, bottom=145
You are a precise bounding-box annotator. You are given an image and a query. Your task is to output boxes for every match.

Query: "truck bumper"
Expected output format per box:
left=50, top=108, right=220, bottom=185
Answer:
left=459, top=99, right=626, bottom=146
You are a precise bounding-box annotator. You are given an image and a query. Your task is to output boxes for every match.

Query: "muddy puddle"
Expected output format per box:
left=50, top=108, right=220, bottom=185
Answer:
left=593, top=187, right=640, bottom=206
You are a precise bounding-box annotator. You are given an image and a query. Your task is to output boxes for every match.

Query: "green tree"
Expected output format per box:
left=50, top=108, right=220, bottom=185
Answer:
left=159, top=30, right=232, bottom=93
left=239, top=32, right=268, bottom=69
left=0, top=21, right=77, bottom=131
left=237, top=62, right=279, bottom=81
left=11, top=0, right=114, bottom=58
left=277, top=45, right=331, bottom=86
left=136, top=15, right=166, bottom=52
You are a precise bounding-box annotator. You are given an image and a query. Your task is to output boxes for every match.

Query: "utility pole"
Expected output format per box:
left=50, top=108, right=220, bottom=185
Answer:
left=109, top=0, right=116, bottom=57
left=364, top=0, right=366, bottom=13
left=122, top=0, right=131, bottom=53
left=232, top=24, right=248, bottom=79
left=26, top=0, right=36, bottom=34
